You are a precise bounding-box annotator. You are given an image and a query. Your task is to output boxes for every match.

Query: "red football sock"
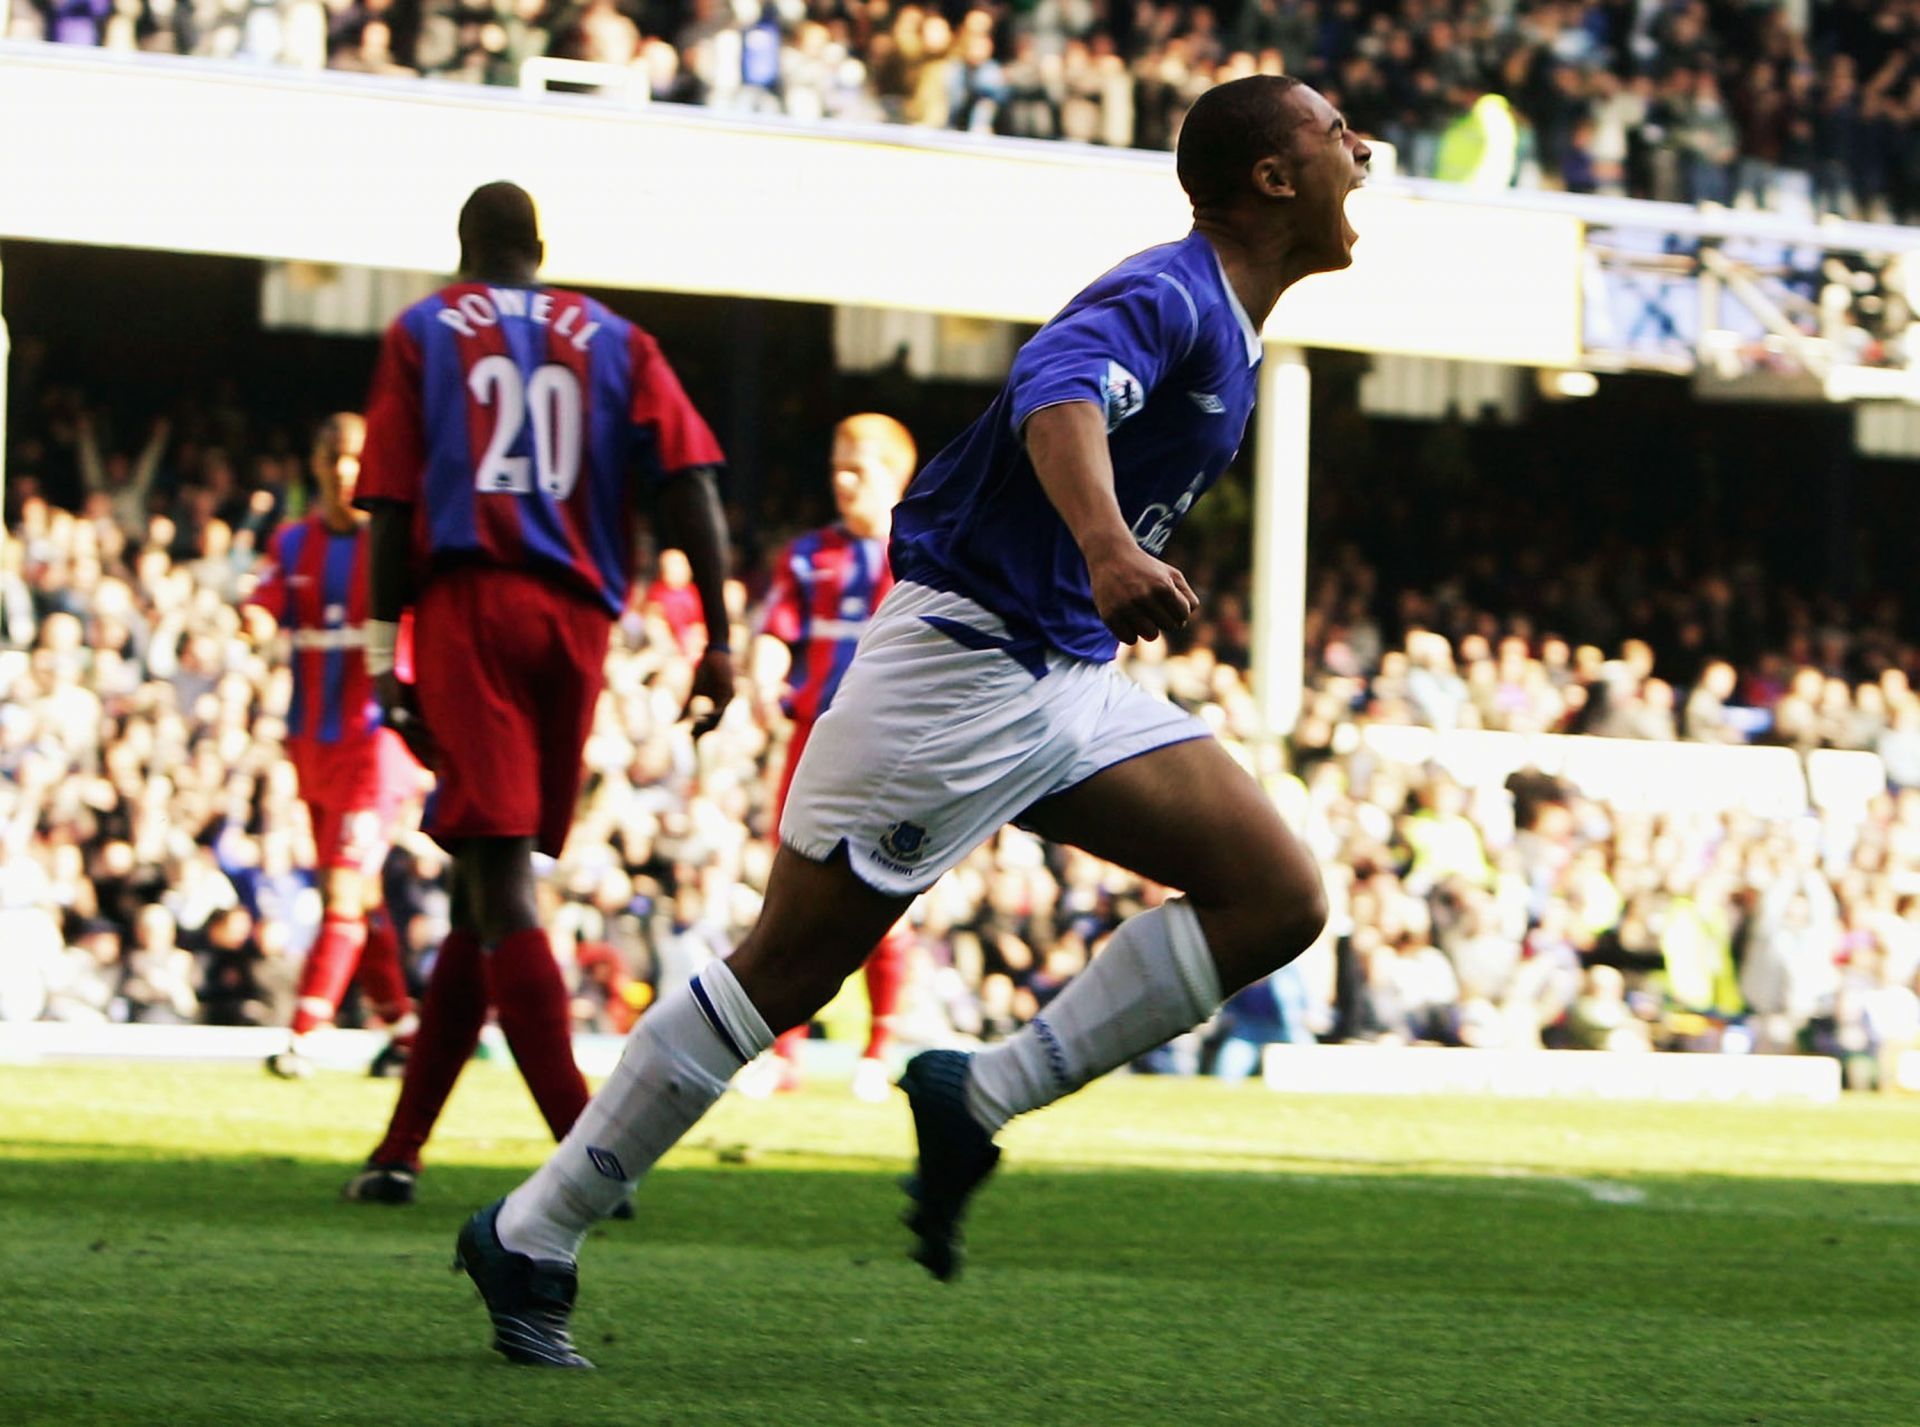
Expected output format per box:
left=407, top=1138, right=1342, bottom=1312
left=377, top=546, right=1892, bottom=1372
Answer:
left=358, top=907, right=415, bottom=1031
left=485, top=928, right=590, bottom=1141
left=773, top=1026, right=808, bottom=1064
left=370, top=929, right=485, bottom=1170
left=862, top=925, right=914, bottom=1061
left=291, top=913, right=368, bottom=1036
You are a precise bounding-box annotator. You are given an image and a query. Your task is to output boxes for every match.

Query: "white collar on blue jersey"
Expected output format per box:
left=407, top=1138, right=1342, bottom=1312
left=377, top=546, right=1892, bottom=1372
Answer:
left=1210, top=246, right=1264, bottom=368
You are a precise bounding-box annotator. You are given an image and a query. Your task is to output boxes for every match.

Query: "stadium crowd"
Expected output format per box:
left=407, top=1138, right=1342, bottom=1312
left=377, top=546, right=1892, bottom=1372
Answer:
left=1, top=366, right=1918, bottom=1088
left=11, top=0, right=1920, bottom=218
left=1298, top=547, right=1920, bottom=767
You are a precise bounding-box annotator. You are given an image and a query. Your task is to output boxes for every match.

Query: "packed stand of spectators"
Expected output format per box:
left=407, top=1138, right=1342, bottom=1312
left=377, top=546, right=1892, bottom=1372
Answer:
left=1270, top=744, right=1920, bottom=1088
left=1261, top=386, right=1920, bottom=762
left=13, top=0, right=1920, bottom=219
left=1297, top=548, right=1920, bottom=774
left=1, top=367, right=1917, bottom=1088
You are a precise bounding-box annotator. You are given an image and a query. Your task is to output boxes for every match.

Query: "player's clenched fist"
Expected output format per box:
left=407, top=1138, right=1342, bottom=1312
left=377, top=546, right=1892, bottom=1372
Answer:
left=1085, top=537, right=1200, bottom=645
left=681, top=646, right=737, bottom=738
left=375, top=671, right=440, bottom=770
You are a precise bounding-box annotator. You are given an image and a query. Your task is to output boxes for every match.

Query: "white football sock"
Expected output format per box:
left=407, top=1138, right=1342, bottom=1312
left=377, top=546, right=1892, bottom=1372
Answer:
left=966, top=899, right=1222, bottom=1134
left=496, top=959, right=772, bottom=1262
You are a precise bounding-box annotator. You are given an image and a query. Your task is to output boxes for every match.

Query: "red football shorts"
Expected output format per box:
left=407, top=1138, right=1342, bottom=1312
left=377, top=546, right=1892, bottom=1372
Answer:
left=293, top=728, right=421, bottom=876
left=414, top=564, right=611, bottom=858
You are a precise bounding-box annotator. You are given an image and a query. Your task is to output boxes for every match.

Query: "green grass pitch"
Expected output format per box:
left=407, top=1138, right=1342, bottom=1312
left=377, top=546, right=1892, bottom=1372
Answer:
left=2, top=1062, right=1917, bottom=1426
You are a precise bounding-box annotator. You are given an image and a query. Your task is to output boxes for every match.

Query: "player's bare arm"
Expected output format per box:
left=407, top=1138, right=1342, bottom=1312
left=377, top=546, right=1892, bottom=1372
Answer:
left=365, top=501, right=414, bottom=627
left=364, top=501, right=436, bottom=767
left=239, top=601, right=278, bottom=647
left=656, top=464, right=736, bottom=736
left=1025, top=401, right=1198, bottom=645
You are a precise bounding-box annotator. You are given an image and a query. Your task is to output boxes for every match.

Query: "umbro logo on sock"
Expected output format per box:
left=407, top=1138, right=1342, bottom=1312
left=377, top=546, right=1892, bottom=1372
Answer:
left=1032, top=1015, right=1071, bottom=1094
left=586, top=1147, right=626, bottom=1181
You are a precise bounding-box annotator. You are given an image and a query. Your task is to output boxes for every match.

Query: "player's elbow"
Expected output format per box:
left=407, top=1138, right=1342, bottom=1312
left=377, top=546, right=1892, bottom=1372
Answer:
left=660, top=468, right=721, bottom=526
left=657, top=465, right=725, bottom=535
left=661, top=463, right=722, bottom=502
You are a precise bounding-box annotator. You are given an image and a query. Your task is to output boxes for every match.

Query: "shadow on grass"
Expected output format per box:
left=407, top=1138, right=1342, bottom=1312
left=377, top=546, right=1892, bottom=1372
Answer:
left=4, top=1149, right=1920, bottom=1427
left=3, top=1146, right=1917, bottom=1303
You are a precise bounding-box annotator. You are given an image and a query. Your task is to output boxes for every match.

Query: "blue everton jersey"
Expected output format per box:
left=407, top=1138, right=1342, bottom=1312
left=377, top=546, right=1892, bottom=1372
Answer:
left=891, top=230, right=1263, bottom=664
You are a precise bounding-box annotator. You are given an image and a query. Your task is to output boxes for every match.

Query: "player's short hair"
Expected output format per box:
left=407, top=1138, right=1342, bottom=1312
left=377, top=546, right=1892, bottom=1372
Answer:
left=312, top=411, right=365, bottom=471
left=1175, top=75, right=1308, bottom=210
left=458, top=181, right=542, bottom=266
left=834, top=412, right=917, bottom=484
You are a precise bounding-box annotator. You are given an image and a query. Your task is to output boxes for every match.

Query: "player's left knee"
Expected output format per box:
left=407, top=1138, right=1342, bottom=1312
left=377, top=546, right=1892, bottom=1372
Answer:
left=1235, top=851, right=1328, bottom=968
left=474, top=897, right=539, bottom=948
left=1270, top=873, right=1329, bottom=965
left=465, top=839, right=541, bottom=944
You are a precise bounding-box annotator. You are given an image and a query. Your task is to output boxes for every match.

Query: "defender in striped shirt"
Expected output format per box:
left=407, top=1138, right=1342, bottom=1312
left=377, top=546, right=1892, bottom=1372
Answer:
left=347, top=183, right=735, bottom=1216
left=246, top=413, right=424, bottom=1078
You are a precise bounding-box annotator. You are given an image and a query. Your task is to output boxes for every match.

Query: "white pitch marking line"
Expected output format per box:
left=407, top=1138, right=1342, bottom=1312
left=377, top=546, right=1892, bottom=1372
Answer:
left=1561, top=1178, right=1649, bottom=1206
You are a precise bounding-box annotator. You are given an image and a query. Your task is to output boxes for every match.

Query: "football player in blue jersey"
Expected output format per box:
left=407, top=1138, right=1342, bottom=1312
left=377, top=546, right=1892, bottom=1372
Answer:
left=454, top=74, right=1369, bottom=1367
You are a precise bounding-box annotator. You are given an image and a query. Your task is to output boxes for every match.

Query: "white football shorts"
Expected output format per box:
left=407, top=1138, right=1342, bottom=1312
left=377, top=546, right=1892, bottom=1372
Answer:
left=780, top=581, right=1210, bottom=895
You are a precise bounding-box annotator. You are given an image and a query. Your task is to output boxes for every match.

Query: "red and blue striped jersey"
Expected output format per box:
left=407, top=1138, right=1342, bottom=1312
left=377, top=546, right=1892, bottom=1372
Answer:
left=761, top=525, right=892, bottom=723
left=356, top=282, right=724, bottom=615
left=248, top=516, right=381, bottom=748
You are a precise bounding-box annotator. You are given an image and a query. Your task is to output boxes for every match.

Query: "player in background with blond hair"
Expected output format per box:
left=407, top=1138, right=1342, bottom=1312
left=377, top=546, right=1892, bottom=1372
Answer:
left=748, top=413, right=918, bottom=1101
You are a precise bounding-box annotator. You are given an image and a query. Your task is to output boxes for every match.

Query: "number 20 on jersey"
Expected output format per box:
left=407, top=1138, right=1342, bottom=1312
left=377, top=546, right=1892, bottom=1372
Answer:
left=469, top=357, right=584, bottom=500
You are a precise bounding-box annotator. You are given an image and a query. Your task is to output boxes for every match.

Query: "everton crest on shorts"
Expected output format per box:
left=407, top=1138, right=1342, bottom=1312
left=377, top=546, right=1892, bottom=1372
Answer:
left=779, top=584, right=1208, bottom=895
